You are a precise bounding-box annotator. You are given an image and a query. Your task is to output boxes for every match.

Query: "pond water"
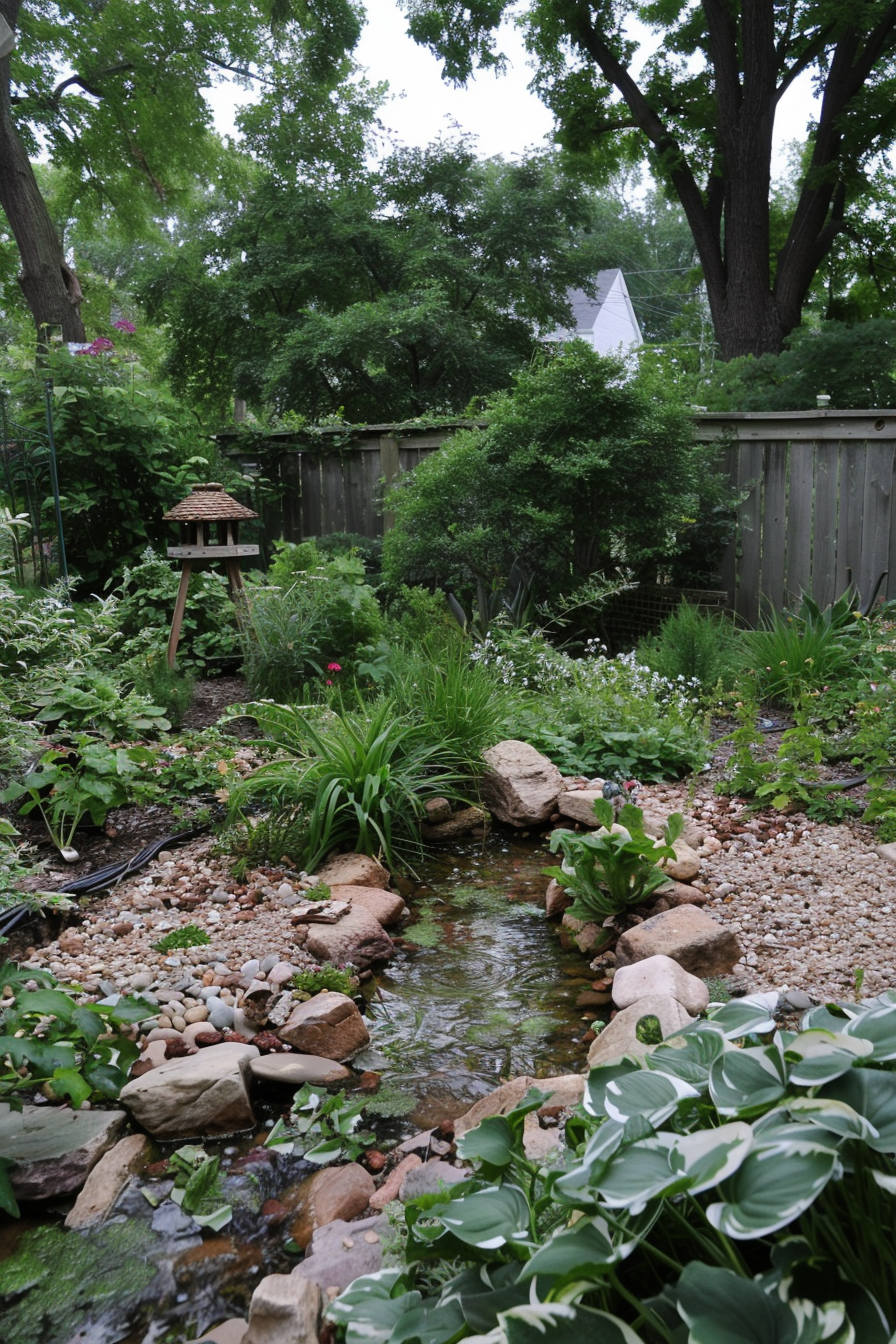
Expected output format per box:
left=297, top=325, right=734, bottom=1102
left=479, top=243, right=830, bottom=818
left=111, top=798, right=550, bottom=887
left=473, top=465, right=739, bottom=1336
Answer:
left=0, top=833, right=594, bottom=1344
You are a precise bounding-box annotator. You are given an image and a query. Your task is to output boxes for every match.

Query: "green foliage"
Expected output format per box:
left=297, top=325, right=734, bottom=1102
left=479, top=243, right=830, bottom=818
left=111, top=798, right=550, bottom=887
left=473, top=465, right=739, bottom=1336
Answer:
left=125, top=649, right=195, bottom=725
left=545, top=801, right=684, bottom=923
left=264, top=1083, right=375, bottom=1165
left=636, top=603, right=745, bottom=696
left=217, top=806, right=311, bottom=880
left=292, top=964, right=354, bottom=997
left=389, top=640, right=510, bottom=776
left=241, top=543, right=383, bottom=700
left=166, top=1145, right=232, bottom=1230
left=0, top=969, right=150, bottom=1110
left=383, top=345, right=704, bottom=605
left=744, top=604, right=862, bottom=709
left=153, top=924, right=211, bottom=954
left=115, top=549, right=240, bottom=673
left=330, top=991, right=896, bottom=1341
left=701, top=320, right=896, bottom=411
left=227, top=699, right=469, bottom=873
left=0, top=577, right=119, bottom=678
left=23, top=668, right=170, bottom=737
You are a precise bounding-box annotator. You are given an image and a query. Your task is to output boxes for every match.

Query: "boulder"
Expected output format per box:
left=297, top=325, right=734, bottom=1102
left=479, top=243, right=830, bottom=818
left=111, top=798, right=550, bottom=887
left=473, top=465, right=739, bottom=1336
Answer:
left=317, top=853, right=391, bottom=889
left=328, top=884, right=408, bottom=928
left=421, top=806, right=490, bottom=842
left=64, top=1133, right=148, bottom=1228
left=276, top=991, right=369, bottom=1060
left=522, top=1112, right=563, bottom=1162
left=292, top=1214, right=391, bottom=1291
left=544, top=879, right=573, bottom=919
left=556, top=788, right=605, bottom=826
left=295, top=904, right=394, bottom=969
left=611, top=954, right=709, bottom=1015
left=480, top=741, right=563, bottom=826
left=615, top=906, right=742, bottom=977
left=242, top=1275, right=320, bottom=1344
left=641, top=810, right=705, bottom=848
left=659, top=839, right=702, bottom=882
left=249, top=1053, right=351, bottom=1087
left=587, top=994, right=695, bottom=1068
left=654, top=880, right=708, bottom=907
left=454, top=1074, right=584, bottom=1139
left=119, top=1043, right=258, bottom=1139
left=399, top=1159, right=469, bottom=1201
left=286, top=1162, right=375, bottom=1249
left=0, top=1103, right=128, bottom=1200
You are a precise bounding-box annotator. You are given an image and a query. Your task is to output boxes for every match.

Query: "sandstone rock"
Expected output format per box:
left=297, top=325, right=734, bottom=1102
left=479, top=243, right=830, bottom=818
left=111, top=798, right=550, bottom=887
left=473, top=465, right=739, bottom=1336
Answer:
left=64, top=1133, right=148, bottom=1228
left=296, top=905, right=394, bottom=969
left=454, top=1074, right=584, bottom=1139
left=659, top=839, right=702, bottom=882
left=522, top=1112, right=563, bottom=1162
left=292, top=1214, right=390, bottom=1291
left=400, top=1159, right=469, bottom=1201
left=612, top=954, right=709, bottom=1015
left=242, top=1274, right=320, bottom=1344
left=276, top=991, right=369, bottom=1060
left=561, top=911, right=610, bottom=955
left=615, top=905, right=742, bottom=977
left=545, top=879, right=573, bottom=919
left=317, top=852, right=391, bottom=889
left=876, top=842, right=896, bottom=865
left=249, top=1053, right=351, bottom=1087
left=480, top=741, right=563, bottom=827
left=654, top=880, right=708, bottom=907
left=420, top=806, right=490, bottom=842
left=370, top=1154, right=423, bottom=1211
left=641, top=810, right=705, bottom=848
left=556, top=789, right=605, bottom=826
left=587, top=994, right=694, bottom=1068
left=119, top=1043, right=259, bottom=1139
left=424, top=798, right=453, bottom=824
left=287, top=1163, right=375, bottom=1249
left=0, top=1104, right=128, bottom=1200
left=328, top=884, right=407, bottom=928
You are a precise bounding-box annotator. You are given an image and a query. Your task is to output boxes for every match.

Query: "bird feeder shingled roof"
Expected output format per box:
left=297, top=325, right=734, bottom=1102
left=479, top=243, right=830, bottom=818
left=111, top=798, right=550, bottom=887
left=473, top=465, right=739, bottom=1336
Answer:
left=163, top=481, right=257, bottom=523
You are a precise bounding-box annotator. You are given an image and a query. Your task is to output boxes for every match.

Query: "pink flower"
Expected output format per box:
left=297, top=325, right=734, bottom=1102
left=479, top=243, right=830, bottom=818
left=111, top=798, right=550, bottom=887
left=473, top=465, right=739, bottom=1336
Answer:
left=326, top=679, right=333, bottom=686
left=327, top=663, right=342, bottom=672
left=113, top=319, right=137, bottom=333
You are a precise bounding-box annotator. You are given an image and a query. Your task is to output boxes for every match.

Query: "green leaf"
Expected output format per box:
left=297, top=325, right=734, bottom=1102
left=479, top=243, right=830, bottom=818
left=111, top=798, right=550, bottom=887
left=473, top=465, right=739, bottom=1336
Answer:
left=0, top=1157, right=20, bottom=1218
left=327, top=1270, right=422, bottom=1344
left=646, top=1027, right=726, bottom=1087
left=426, top=1183, right=531, bottom=1250
left=50, top=1068, right=93, bottom=1108
left=14, top=988, right=76, bottom=1020
left=707, top=996, right=778, bottom=1039
left=709, top=1045, right=786, bottom=1118
left=821, top=1071, right=896, bottom=1153
left=0, top=1035, right=77, bottom=1074
left=784, top=1030, right=873, bottom=1086
left=455, top=1115, right=517, bottom=1174
left=501, top=1301, right=646, bottom=1344
left=519, top=1214, right=639, bottom=1282
left=675, top=1263, right=800, bottom=1343
left=599, top=1069, right=700, bottom=1127
left=705, top=1125, right=841, bottom=1238
left=842, top=1005, right=896, bottom=1061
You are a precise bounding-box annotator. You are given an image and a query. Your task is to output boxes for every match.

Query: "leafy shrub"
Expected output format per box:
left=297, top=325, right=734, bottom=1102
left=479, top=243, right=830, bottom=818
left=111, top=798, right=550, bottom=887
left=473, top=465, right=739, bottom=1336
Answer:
left=23, top=668, right=170, bottom=738
left=153, top=925, right=211, bottom=953
left=389, top=640, right=511, bottom=776
left=216, top=806, right=311, bottom=880
left=744, top=595, right=865, bottom=708
left=115, top=549, right=240, bottom=672
left=0, top=577, right=119, bottom=678
left=636, top=601, right=744, bottom=694
left=329, top=991, right=896, bottom=1341
left=241, top=543, right=383, bottom=700
left=125, top=649, right=195, bottom=726
left=292, top=964, right=354, bottom=996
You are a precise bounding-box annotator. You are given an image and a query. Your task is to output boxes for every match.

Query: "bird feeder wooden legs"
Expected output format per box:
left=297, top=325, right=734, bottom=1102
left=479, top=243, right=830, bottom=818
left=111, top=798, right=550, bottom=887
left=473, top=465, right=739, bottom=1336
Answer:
left=166, top=561, right=193, bottom=669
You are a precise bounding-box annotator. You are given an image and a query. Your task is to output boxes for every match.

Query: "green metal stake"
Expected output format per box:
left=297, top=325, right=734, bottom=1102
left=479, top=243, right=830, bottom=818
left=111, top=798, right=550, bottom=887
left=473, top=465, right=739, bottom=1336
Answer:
left=43, top=377, right=69, bottom=588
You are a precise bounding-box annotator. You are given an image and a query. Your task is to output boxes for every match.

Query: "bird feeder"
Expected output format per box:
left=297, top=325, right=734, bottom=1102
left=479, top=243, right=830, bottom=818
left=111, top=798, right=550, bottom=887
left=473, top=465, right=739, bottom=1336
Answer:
left=163, top=482, right=259, bottom=668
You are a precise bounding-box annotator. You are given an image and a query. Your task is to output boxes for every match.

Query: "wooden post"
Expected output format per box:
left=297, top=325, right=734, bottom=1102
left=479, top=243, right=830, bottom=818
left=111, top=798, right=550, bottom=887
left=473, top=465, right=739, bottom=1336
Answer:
left=379, top=434, right=400, bottom=531
left=166, top=561, right=193, bottom=668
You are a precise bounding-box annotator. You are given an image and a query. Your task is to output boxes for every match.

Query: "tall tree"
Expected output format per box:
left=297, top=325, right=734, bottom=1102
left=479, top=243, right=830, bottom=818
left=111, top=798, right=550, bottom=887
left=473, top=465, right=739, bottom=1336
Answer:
left=403, top=1, right=896, bottom=359
left=0, top=0, right=361, bottom=341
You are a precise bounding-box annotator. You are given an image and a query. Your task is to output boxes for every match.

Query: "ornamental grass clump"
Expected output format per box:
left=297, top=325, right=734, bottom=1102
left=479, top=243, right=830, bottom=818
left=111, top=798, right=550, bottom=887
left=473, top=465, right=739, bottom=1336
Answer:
left=544, top=798, right=684, bottom=923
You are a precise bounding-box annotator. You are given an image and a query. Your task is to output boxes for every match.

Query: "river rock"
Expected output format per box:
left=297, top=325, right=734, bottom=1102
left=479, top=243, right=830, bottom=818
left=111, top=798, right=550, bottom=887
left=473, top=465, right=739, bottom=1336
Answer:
left=249, top=1053, right=351, bottom=1086
left=612, top=954, right=709, bottom=1015
left=370, top=1154, right=423, bottom=1211
left=556, top=788, right=605, bottom=826
left=454, top=1074, right=584, bottom=1139
left=0, top=1103, right=128, bottom=1199
left=399, top=1159, right=469, bottom=1201
left=544, top=879, right=573, bottom=918
left=659, top=839, right=702, bottom=882
left=286, top=1163, right=375, bottom=1249
left=295, top=905, right=395, bottom=969
left=328, top=884, right=408, bottom=928
left=292, top=1214, right=391, bottom=1291
left=119, top=1043, right=259, bottom=1138
left=480, top=741, right=563, bottom=826
left=242, top=1275, right=320, bottom=1344
left=654, top=879, right=708, bottom=907
left=615, top=905, right=742, bottom=977
left=64, top=1133, right=148, bottom=1228
left=317, top=853, right=391, bottom=889
left=561, top=911, right=608, bottom=955
left=587, top=994, right=695, bottom=1068
left=276, top=991, right=369, bottom=1060
left=420, top=806, right=490, bottom=841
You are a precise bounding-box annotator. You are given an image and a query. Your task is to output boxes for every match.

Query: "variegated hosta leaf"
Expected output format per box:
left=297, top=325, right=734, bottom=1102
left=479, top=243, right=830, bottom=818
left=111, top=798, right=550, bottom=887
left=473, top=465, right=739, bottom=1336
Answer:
left=326, top=1270, right=423, bottom=1344
left=487, top=1296, right=647, bottom=1344
left=596, top=1068, right=700, bottom=1127
left=786, top=1096, right=878, bottom=1142
left=425, top=1183, right=532, bottom=1250
left=821, top=1070, right=896, bottom=1153
left=784, top=1030, right=873, bottom=1087
left=801, top=1004, right=862, bottom=1034
left=518, top=1212, right=647, bottom=1283
left=583, top=1060, right=642, bottom=1118
left=705, top=1126, right=841, bottom=1239
left=646, top=1025, right=727, bottom=1087
left=841, top=1006, right=896, bottom=1062
left=670, top=1122, right=755, bottom=1195
left=707, top=994, right=779, bottom=1039
left=676, top=1263, right=853, bottom=1344
left=709, top=1044, right=787, bottom=1118
left=553, top=1119, right=631, bottom=1205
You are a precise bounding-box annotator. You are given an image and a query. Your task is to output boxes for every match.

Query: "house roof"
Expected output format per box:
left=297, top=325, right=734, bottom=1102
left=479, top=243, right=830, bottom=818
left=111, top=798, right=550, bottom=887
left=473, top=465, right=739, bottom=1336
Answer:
left=547, top=268, right=643, bottom=348
left=163, top=482, right=257, bottom=522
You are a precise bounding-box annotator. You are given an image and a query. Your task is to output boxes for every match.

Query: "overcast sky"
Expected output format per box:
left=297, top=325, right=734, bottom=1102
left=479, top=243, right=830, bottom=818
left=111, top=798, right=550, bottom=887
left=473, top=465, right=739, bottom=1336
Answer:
left=211, top=0, right=818, bottom=172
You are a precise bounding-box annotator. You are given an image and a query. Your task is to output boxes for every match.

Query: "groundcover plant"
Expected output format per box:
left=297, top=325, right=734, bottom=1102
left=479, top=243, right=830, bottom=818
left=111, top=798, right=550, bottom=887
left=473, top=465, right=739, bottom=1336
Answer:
left=327, top=993, right=896, bottom=1343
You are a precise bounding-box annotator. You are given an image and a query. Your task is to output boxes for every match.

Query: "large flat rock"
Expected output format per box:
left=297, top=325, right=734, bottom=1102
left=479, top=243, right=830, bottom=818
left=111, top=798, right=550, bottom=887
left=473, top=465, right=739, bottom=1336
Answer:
left=480, top=741, right=563, bottom=826
left=295, top=904, right=395, bottom=969
left=328, top=884, right=408, bottom=928
left=249, top=1053, right=351, bottom=1086
left=317, top=853, right=391, bottom=889
left=612, top=953, right=709, bottom=1015
left=0, top=1103, right=128, bottom=1200
left=615, top=905, right=742, bottom=977
left=119, top=1042, right=258, bottom=1139
left=292, top=1213, right=390, bottom=1291
left=556, top=788, right=605, bottom=826
left=64, top=1133, right=148, bottom=1228
left=276, top=991, right=369, bottom=1061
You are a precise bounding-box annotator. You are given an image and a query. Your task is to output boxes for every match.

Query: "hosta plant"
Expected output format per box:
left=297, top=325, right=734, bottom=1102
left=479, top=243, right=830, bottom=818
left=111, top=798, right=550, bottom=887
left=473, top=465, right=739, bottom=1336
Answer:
left=544, top=799, right=684, bottom=923
left=328, top=992, right=896, bottom=1343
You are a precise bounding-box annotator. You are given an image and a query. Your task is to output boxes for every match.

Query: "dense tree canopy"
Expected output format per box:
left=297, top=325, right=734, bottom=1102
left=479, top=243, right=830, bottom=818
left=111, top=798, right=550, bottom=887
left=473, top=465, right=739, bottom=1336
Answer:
left=403, top=0, right=896, bottom=360
left=141, top=139, right=614, bottom=422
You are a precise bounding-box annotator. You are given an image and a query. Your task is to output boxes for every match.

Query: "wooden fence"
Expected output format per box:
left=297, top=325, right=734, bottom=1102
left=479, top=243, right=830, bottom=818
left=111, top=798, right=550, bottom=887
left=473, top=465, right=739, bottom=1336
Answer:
left=695, top=411, right=896, bottom=625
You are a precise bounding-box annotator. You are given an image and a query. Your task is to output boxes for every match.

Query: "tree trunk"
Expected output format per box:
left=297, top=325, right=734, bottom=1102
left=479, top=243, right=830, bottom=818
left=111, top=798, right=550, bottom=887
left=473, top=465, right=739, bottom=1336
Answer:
left=0, top=2, right=85, bottom=342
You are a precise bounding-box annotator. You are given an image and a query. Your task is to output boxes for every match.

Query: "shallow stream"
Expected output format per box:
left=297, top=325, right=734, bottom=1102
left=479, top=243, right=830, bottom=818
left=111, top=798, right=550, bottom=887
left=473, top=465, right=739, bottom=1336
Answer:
left=0, top=833, right=593, bottom=1344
